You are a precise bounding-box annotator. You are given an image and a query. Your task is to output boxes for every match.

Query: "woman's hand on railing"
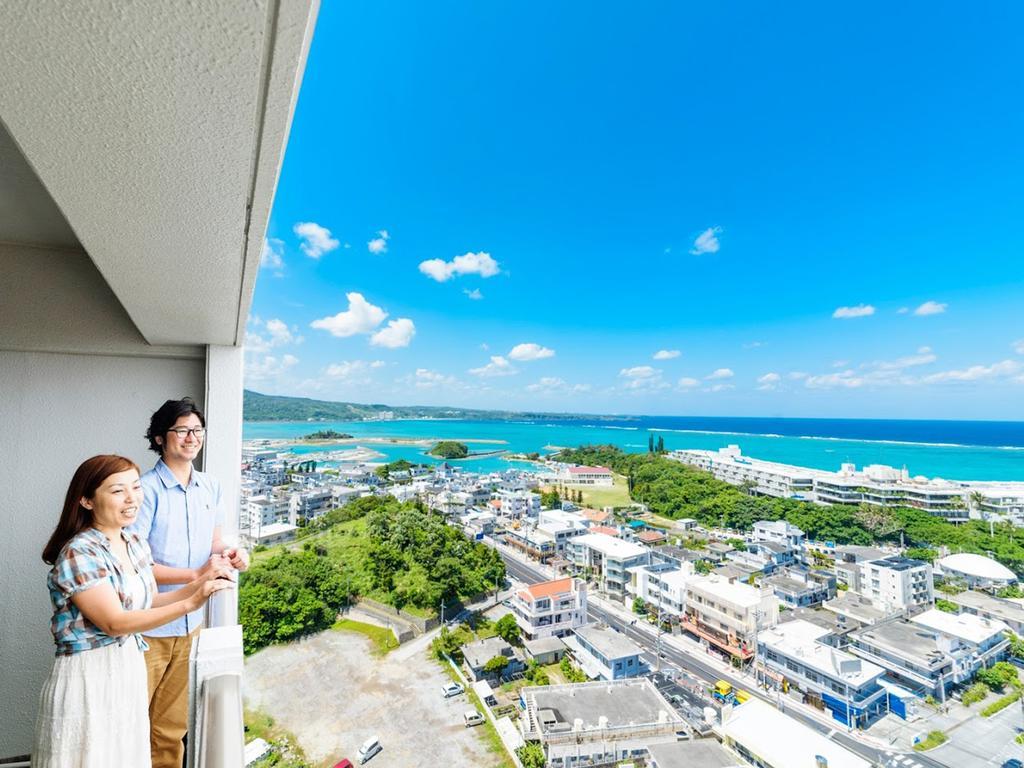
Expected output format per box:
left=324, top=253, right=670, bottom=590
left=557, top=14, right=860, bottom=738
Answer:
left=187, top=565, right=236, bottom=612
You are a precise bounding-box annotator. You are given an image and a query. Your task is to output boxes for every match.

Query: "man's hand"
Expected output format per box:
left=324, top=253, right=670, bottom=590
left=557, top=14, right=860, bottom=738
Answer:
left=194, top=553, right=230, bottom=580
left=223, top=547, right=250, bottom=572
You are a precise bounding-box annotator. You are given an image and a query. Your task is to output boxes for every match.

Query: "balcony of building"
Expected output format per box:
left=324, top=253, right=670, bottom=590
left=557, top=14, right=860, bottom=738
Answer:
left=0, top=1, right=318, bottom=763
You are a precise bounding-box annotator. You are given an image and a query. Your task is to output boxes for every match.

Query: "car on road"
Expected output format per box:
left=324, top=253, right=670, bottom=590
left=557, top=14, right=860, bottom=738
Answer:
left=441, top=682, right=465, bottom=698
left=1002, top=760, right=1023, bottom=768
left=333, top=761, right=354, bottom=768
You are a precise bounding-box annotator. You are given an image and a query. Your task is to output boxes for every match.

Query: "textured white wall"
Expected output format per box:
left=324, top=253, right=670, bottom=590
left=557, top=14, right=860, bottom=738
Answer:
left=0, top=350, right=206, bottom=757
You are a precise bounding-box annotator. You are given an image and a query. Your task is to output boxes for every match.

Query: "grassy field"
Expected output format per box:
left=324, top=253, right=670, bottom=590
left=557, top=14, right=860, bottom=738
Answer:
left=579, top=473, right=633, bottom=508
left=332, top=618, right=399, bottom=656
left=244, top=708, right=314, bottom=767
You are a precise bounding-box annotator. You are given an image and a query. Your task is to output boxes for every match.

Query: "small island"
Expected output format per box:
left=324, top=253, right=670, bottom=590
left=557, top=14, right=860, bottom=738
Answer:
left=429, top=440, right=469, bottom=459
left=304, top=430, right=353, bottom=440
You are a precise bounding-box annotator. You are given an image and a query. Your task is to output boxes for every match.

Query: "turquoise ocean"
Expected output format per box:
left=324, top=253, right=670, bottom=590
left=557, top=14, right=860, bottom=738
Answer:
left=242, top=417, right=1024, bottom=482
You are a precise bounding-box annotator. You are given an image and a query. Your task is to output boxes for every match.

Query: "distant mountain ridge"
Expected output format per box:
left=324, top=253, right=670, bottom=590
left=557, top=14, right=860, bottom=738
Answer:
left=243, top=389, right=635, bottom=423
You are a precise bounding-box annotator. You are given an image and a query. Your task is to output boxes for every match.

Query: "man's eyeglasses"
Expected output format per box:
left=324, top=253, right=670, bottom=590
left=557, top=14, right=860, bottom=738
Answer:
left=168, top=427, right=206, bottom=440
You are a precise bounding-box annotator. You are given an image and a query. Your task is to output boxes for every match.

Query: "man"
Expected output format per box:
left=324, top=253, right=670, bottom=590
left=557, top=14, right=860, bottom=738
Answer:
left=131, top=397, right=248, bottom=768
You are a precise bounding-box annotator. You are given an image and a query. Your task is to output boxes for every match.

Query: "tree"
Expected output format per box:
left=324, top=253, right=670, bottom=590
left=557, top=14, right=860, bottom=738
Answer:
left=632, top=597, right=646, bottom=615
left=516, top=743, right=546, bottom=768
left=975, top=661, right=1019, bottom=692
left=694, top=559, right=713, bottom=575
left=483, top=655, right=510, bottom=675
left=494, top=613, right=522, bottom=645
left=430, top=441, right=469, bottom=459
left=656, top=435, right=665, bottom=454
left=649, top=434, right=654, bottom=453
left=541, top=489, right=561, bottom=509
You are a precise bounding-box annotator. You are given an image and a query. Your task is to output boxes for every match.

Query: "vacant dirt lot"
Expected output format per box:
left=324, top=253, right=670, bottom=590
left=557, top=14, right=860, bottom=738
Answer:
left=244, top=627, right=501, bottom=767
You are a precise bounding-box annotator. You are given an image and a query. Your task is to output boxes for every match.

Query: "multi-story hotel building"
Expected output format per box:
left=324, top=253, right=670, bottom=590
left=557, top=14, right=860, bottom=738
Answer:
left=681, top=574, right=778, bottom=661
left=510, top=577, right=588, bottom=640
left=757, top=619, right=887, bottom=728
left=566, top=533, right=650, bottom=600
left=669, top=446, right=1024, bottom=523
left=858, top=556, right=933, bottom=614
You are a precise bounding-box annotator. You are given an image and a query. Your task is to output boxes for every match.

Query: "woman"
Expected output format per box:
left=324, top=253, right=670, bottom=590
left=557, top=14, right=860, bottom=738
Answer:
left=33, top=455, right=234, bottom=768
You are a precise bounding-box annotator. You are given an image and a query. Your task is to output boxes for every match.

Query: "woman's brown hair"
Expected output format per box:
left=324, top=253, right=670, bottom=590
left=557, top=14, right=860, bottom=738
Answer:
left=42, top=455, right=140, bottom=565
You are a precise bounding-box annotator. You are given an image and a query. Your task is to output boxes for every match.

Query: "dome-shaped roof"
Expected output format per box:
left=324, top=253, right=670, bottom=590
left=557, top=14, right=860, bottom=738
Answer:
left=939, top=553, right=1016, bottom=582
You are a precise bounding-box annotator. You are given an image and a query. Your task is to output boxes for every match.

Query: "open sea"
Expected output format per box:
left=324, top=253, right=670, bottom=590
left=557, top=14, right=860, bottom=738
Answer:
left=242, top=416, right=1024, bottom=482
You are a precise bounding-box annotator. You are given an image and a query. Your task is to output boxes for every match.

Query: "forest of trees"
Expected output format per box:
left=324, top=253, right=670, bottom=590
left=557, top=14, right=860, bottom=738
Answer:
left=429, top=441, right=469, bottom=459
left=239, top=496, right=505, bottom=654
left=557, top=445, right=1024, bottom=573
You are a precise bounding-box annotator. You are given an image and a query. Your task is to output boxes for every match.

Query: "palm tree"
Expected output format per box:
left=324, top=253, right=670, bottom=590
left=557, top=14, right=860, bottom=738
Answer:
left=969, top=491, right=993, bottom=537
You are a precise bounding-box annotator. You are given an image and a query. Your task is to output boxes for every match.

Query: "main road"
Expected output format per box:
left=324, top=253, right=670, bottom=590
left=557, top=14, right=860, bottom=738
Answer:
left=498, top=548, right=948, bottom=768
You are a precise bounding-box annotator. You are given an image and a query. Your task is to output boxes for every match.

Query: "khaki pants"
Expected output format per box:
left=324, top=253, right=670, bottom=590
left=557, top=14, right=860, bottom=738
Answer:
left=144, top=629, right=198, bottom=768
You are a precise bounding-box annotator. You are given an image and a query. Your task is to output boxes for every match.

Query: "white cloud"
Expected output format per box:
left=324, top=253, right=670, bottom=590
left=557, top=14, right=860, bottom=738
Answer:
left=419, top=251, right=500, bottom=282
left=245, top=353, right=298, bottom=381
left=805, top=370, right=865, bottom=389
left=897, top=307, right=910, bottom=314
left=1013, top=339, right=1024, bottom=355
left=706, top=368, right=734, bottom=380
left=261, top=238, right=285, bottom=271
left=677, top=377, right=700, bottom=388
left=872, top=346, right=936, bottom=371
left=367, top=230, right=390, bottom=254
left=464, top=288, right=483, bottom=300
left=757, top=372, right=781, bottom=390
left=324, top=360, right=385, bottom=379
left=480, top=342, right=490, bottom=351
left=509, top=343, right=555, bottom=362
left=832, top=304, right=876, bottom=319
left=265, top=318, right=295, bottom=346
left=310, top=292, right=387, bottom=337
left=370, top=318, right=416, bottom=348
left=653, top=349, right=680, bottom=360
left=470, top=356, right=517, bottom=377
left=743, top=341, right=765, bottom=349
left=921, top=359, right=1021, bottom=384
left=832, top=360, right=850, bottom=368
left=690, top=226, right=722, bottom=255
left=788, top=371, right=808, bottom=380
left=620, top=366, right=659, bottom=379
left=619, top=366, right=669, bottom=391
left=706, top=383, right=735, bottom=393
left=914, top=300, right=947, bottom=316
left=294, top=222, right=340, bottom=259
left=526, top=377, right=591, bottom=394
left=413, top=368, right=457, bottom=388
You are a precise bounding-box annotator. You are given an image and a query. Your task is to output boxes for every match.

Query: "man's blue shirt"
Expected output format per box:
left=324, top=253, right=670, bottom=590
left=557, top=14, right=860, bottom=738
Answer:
left=131, top=458, right=225, bottom=636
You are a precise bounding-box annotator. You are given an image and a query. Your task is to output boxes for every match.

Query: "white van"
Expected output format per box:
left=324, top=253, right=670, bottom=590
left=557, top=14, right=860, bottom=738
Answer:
left=357, top=736, right=382, bottom=764
left=463, top=710, right=485, bottom=727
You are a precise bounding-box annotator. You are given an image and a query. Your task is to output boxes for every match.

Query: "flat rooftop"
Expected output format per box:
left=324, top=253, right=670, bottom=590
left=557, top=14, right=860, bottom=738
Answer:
left=689, top=574, right=766, bottom=609
left=851, top=620, right=946, bottom=665
left=867, top=556, right=927, bottom=572
left=721, top=698, right=871, bottom=768
left=824, top=592, right=891, bottom=624
left=646, top=740, right=736, bottom=768
left=528, top=679, right=682, bottom=734
left=759, top=620, right=884, bottom=687
left=574, top=532, right=648, bottom=559
left=951, top=590, right=1024, bottom=623
left=574, top=624, right=643, bottom=660
left=911, top=608, right=1008, bottom=644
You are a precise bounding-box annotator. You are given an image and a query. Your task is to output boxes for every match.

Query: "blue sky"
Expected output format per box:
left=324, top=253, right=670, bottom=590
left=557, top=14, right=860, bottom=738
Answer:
left=247, top=1, right=1024, bottom=420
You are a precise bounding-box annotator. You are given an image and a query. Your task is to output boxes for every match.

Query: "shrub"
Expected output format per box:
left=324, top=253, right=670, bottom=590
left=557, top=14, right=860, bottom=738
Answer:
left=981, top=689, right=1020, bottom=717
left=961, top=682, right=989, bottom=707
left=914, top=731, right=948, bottom=751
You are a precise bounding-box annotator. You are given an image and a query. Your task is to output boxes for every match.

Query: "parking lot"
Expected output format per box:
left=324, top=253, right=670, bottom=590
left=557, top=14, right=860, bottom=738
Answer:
left=244, top=627, right=500, bottom=767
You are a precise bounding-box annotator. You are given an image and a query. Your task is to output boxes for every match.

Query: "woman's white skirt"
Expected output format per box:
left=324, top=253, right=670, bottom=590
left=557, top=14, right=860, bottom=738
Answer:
left=33, top=640, right=151, bottom=768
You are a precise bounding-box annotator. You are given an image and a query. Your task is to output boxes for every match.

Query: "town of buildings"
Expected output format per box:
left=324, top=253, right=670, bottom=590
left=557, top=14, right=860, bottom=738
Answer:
left=237, top=439, right=1024, bottom=767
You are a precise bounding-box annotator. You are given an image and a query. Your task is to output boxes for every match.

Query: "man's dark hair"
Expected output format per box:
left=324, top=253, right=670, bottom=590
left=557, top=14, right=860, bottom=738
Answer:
left=146, top=397, right=206, bottom=454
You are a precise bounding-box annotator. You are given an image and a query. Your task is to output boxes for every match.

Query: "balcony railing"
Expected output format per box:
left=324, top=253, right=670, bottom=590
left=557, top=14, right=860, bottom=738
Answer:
left=188, top=583, right=244, bottom=768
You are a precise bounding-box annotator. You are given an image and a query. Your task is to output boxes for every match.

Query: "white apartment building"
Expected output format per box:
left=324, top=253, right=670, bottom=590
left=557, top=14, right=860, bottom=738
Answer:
left=558, top=465, right=614, bottom=486
left=567, top=533, right=650, bottom=599
left=246, top=494, right=290, bottom=532
left=756, top=620, right=887, bottom=728
left=627, top=562, right=695, bottom=614
left=496, top=488, right=542, bottom=518
left=752, top=519, right=805, bottom=550
left=681, top=575, right=778, bottom=662
left=511, top=577, right=588, bottom=640
left=288, top=486, right=333, bottom=522
left=536, top=509, right=588, bottom=553
left=859, top=556, right=933, bottom=613
left=669, top=446, right=1024, bottom=523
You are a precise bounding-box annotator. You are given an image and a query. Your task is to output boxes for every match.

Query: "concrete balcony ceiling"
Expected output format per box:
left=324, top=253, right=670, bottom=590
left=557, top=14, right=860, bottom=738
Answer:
left=0, top=0, right=318, bottom=346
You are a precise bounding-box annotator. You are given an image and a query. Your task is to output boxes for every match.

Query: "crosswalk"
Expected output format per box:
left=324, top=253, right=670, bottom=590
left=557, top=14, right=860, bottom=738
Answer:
left=883, top=750, right=928, bottom=768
